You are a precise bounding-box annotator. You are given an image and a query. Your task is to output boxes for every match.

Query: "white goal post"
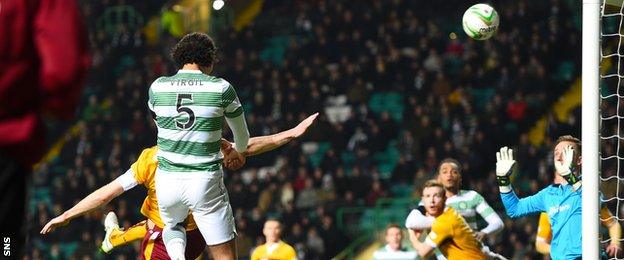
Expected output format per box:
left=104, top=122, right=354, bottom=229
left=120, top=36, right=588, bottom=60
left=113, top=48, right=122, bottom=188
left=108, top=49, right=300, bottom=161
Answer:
left=583, top=0, right=600, bottom=258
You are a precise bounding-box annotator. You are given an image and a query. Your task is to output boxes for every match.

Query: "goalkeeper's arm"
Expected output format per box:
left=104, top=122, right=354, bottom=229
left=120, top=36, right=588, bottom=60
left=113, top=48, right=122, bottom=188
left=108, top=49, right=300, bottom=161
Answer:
left=500, top=191, right=546, bottom=218
left=496, top=147, right=545, bottom=218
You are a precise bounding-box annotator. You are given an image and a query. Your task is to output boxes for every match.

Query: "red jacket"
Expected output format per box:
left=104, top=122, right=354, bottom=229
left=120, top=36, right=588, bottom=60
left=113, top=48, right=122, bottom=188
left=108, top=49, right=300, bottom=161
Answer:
left=506, top=100, right=528, bottom=121
left=0, top=0, right=90, bottom=166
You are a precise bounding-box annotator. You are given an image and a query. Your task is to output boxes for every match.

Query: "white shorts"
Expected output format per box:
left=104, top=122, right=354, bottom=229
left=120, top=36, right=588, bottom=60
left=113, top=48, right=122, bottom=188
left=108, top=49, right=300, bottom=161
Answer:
left=155, top=169, right=236, bottom=246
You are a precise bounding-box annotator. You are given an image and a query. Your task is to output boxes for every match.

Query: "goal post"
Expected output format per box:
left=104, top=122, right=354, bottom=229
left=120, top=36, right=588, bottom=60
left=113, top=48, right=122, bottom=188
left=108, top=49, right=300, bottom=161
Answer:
left=583, top=0, right=600, bottom=258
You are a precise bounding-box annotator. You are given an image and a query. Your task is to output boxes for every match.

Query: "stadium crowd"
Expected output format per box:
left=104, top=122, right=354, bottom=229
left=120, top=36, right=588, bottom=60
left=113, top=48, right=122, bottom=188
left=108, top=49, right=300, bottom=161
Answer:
left=25, top=0, right=586, bottom=259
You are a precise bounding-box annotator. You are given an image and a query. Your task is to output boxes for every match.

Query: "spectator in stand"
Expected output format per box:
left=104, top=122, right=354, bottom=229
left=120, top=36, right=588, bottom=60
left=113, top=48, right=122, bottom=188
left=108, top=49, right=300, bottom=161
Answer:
left=373, top=223, right=417, bottom=260
left=506, top=91, right=529, bottom=122
left=251, top=219, right=297, bottom=260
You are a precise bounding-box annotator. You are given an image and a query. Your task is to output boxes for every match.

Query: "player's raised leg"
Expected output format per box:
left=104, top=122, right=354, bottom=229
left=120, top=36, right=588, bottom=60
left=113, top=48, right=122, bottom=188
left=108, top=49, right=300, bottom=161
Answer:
left=101, top=211, right=147, bottom=253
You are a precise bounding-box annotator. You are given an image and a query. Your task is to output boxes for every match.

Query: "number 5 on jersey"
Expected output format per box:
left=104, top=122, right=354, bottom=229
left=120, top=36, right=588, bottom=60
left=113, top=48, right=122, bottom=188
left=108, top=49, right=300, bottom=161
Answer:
left=176, top=94, right=195, bottom=130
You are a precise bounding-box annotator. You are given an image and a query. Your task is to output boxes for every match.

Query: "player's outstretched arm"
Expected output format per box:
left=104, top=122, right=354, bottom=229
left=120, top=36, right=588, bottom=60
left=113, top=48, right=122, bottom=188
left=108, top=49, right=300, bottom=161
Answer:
left=222, top=113, right=319, bottom=170
left=496, top=147, right=545, bottom=218
left=245, top=112, right=319, bottom=156
left=495, top=146, right=515, bottom=194
left=40, top=180, right=124, bottom=234
left=405, top=207, right=434, bottom=230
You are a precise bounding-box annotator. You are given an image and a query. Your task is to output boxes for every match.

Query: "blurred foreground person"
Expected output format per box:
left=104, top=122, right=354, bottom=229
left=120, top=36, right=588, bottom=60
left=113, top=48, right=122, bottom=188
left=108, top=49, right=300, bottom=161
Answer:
left=0, top=0, right=90, bottom=256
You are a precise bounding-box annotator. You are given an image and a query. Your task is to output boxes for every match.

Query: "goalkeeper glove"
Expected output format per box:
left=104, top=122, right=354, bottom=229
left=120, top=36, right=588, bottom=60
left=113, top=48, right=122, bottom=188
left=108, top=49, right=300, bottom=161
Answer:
left=496, top=146, right=515, bottom=193
left=554, top=145, right=581, bottom=190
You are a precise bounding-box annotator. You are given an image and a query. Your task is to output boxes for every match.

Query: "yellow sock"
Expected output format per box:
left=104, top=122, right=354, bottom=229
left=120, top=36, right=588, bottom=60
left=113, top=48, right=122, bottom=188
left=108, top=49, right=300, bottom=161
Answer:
left=109, top=220, right=147, bottom=248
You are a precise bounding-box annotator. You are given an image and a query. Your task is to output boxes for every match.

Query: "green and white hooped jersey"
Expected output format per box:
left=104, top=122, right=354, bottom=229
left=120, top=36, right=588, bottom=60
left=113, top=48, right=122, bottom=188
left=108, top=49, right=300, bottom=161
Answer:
left=417, top=189, right=498, bottom=230
left=148, top=70, right=244, bottom=174
left=446, top=190, right=497, bottom=230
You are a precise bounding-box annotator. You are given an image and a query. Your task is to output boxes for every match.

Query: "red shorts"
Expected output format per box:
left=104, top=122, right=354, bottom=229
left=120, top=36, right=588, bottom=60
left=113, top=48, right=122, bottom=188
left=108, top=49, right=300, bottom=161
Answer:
left=140, top=224, right=206, bottom=260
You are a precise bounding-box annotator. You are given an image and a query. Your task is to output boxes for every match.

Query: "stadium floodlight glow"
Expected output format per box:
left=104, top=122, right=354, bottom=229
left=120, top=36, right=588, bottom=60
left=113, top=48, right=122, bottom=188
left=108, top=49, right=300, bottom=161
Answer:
left=213, top=0, right=224, bottom=10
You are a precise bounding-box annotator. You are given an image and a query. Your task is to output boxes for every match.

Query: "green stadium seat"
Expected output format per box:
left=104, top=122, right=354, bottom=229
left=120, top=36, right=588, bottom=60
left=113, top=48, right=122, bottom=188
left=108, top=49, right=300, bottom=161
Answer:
left=359, top=209, right=377, bottom=232
left=368, top=93, right=384, bottom=114
left=260, top=36, right=291, bottom=66
left=390, top=184, right=413, bottom=198
left=341, top=151, right=356, bottom=169
left=367, top=92, right=405, bottom=121
left=374, top=144, right=400, bottom=179
left=308, top=142, right=331, bottom=167
left=552, top=61, right=575, bottom=82
left=468, top=87, right=495, bottom=111
left=59, top=242, right=79, bottom=258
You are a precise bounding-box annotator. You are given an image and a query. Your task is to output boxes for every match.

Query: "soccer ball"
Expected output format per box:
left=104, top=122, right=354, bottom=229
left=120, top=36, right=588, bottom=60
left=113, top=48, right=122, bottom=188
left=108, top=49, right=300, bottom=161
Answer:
left=462, top=3, right=499, bottom=40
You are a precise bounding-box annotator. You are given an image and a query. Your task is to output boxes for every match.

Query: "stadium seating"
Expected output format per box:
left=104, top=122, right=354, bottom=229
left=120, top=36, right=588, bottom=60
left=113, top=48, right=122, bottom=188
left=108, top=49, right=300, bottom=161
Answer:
left=26, top=0, right=582, bottom=259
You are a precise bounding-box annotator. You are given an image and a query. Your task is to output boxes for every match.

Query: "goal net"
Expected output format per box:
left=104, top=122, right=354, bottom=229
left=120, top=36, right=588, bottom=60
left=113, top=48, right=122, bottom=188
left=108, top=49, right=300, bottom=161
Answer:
left=599, top=0, right=624, bottom=258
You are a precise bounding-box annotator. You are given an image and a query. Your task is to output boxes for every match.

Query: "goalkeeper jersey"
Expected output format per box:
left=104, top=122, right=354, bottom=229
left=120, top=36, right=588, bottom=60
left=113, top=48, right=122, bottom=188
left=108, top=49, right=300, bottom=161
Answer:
left=148, top=70, right=247, bottom=174
left=501, top=184, right=582, bottom=260
left=537, top=206, right=615, bottom=257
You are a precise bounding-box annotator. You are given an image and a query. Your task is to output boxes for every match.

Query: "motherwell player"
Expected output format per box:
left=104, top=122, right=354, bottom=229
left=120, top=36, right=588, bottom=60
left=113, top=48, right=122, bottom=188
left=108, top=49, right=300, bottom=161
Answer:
left=407, top=180, right=486, bottom=259
left=41, top=113, right=317, bottom=259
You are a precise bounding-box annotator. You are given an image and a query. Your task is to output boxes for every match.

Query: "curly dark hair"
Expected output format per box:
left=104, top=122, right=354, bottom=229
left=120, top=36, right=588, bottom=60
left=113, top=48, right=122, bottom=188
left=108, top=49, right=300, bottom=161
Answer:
left=170, top=32, right=217, bottom=68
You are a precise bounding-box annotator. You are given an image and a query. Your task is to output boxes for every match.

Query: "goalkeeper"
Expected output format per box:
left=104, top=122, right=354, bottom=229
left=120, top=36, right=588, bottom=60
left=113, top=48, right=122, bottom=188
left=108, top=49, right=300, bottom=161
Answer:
left=496, top=135, right=582, bottom=259
left=535, top=173, right=621, bottom=257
